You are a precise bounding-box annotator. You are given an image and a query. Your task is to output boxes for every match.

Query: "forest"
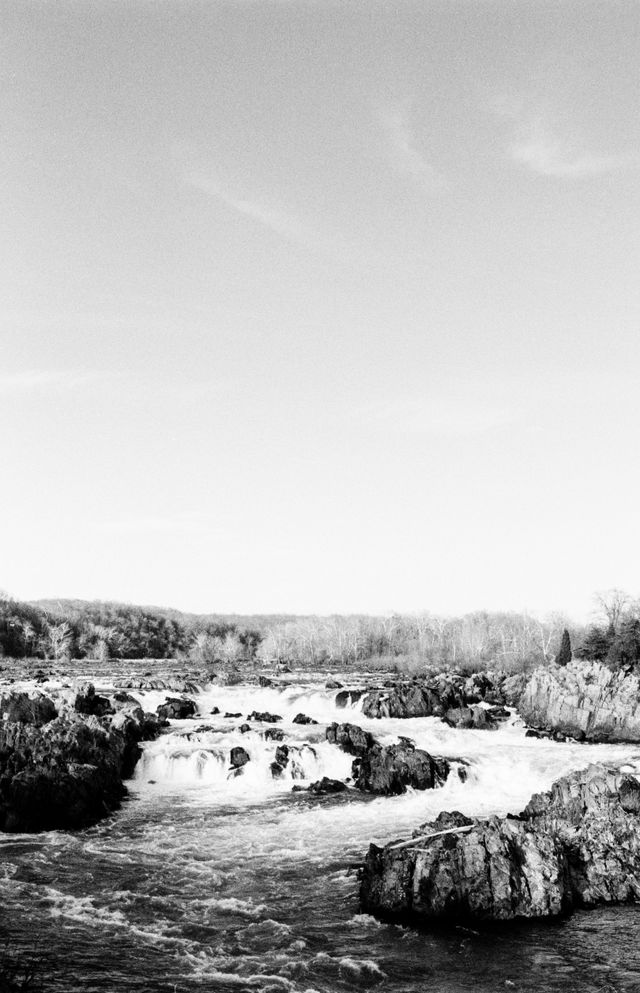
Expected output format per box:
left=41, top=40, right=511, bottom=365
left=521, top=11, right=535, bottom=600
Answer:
left=1, top=589, right=639, bottom=674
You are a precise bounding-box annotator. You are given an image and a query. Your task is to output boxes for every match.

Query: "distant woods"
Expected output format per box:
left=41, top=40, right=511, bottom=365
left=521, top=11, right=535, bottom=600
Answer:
left=0, top=589, right=639, bottom=673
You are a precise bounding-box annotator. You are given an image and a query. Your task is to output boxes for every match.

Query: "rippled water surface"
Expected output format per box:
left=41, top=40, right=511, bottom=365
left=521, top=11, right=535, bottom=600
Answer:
left=3, top=670, right=640, bottom=992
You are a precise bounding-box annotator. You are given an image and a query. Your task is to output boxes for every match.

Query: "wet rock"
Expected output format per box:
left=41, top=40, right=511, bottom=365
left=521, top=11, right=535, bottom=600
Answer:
left=525, top=728, right=542, bottom=738
left=292, top=713, right=318, bottom=725
left=156, top=697, right=197, bottom=720
left=335, top=689, right=364, bottom=709
left=326, top=722, right=376, bottom=756
left=519, top=660, right=640, bottom=742
left=247, top=711, right=282, bottom=723
left=354, top=743, right=450, bottom=796
left=239, top=723, right=252, bottom=734
left=224, top=712, right=242, bottom=718
left=258, top=676, right=275, bottom=688
left=443, top=705, right=496, bottom=730
left=0, top=708, right=161, bottom=833
left=229, top=746, right=250, bottom=769
left=275, top=745, right=289, bottom=766
left=308, top=777, right=347, bottom=795
left=270, top=761, right=285, bottom=779
left=210, top=706, right=220, bottom=715
left=325, top=679, right=343, bottom=689
left=263, top=727, right=285, bottom=742
left=111, top=691, right=142, bottom=711
left=361, top=684, right=441, bottom=720
left=0, top=692, right=57, bottom=727
left=360, top=763, right=640, bottom=925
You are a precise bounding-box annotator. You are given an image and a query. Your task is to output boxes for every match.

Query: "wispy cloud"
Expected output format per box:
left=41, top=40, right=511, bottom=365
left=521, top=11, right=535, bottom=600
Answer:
left=376, top=99, right=439, bottom=188
left=511, top=118, right=630, bottom=178
left=359, top=393, right=516, bottom=438
left=0, top=370, right=99, bottom=394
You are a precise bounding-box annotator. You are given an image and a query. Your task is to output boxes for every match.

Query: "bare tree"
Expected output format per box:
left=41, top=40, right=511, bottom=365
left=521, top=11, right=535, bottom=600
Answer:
left=594, top=589, right=631, bottom=634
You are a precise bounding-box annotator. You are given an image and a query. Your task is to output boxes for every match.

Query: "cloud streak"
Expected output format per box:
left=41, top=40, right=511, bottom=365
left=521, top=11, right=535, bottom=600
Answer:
left=376, top=99, right=439, bottom=188
left=511, top=119, right=629, bottom=177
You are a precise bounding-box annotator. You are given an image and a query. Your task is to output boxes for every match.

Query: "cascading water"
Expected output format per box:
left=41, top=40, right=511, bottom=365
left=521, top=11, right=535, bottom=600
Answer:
left=3, top=671, right=640, bottom=993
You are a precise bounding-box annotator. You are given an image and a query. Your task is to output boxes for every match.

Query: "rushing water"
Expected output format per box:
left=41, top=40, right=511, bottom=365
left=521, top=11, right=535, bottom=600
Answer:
left=3, top=671, right=640, bottom=992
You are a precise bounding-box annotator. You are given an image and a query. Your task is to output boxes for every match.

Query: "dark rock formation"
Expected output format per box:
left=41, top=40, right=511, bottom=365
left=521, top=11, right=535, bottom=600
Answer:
left=74, top=683, right=114, bottom=717
left=354, top=742, right=450, bottom=796
left=247, top=711, right=282, bottom=723
left=0, top=707, right=161, bottom=832
left=360, top=763, right=640, bottom=924
left=519, top=660, right=640, bottom=741
left=264, top=727, right=285, bottom=742
left=258, top=675, right=275, bottom=687
left=443, top=705, right=496, bottom=730
left=0, top=692, right=57, bottom=727
left=156, top=697, right=197, bottom=721
left=275, top=744, right=289, bottom=766
left=325, top=679, right=343, bottom=689
left=292, top=713, right=318, bottom=725
left=360, top=674, right=509, bottom=724
left=326, top=722, right=376, bottom=755
left=308, top=777, right=347, bottom=795
left=229, top=746, right=250, bottom=769
left=362, top=684, right=441, bottom=719
left=335, top=690, right=364, bottom=708
left=239, top=723, right=252, bottom=733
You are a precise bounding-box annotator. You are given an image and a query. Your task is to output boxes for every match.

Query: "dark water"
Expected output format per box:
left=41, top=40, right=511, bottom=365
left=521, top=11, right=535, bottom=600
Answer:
left=3, top=674, right=640, bottom=992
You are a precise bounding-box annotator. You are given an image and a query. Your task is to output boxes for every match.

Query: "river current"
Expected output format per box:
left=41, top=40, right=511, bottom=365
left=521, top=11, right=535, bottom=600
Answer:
left=3, top=671, right=640, bottom=992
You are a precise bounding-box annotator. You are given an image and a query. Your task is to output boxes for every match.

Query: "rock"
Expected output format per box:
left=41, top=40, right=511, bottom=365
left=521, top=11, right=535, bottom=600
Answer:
left=444, top=705, right=496, bottom=730
left=247, top=711, right=282, bottom=723
left=0, top=709, right=161, bottom=833
left=229, top=746, right=250, bottom=769
left=308, top=777, right=347, bottom=795
left=156, top=697, right=197, bottom=720
left=326, top=722, right=376, bottom=756
left=360, top=763, right=640, bottom=925
left=74, top=683, right=114, bottom=718
left=362, top=684, right=440, bottom=720
left=111, top=691, right=142, bottom=711
left=335, top=690, right=364, bottom=709
left=292, top=713, right=318, bottom=725
left=270, top=761, right=285, bottom=779
left=224, top=712, right=242, bottom=718
left=525, top=728, right=541, bottom=738
left=239, top=723, right=252, bottom=733
left=0, top=692, right=57, bottom=727
left=354, top=743, right=450, bottom=796
left=263, top=727, right=285, bottom=741
left=519, top=660, right=640, bottom=742
left=275, top=745, right=289, bottom=766
left=502, top=672, right=529, bottom=707
left=258, top=676, right=275, bottom=688
left=325, top=679, right=343, bottom=689
left=210, top=707, right=220, bottom=715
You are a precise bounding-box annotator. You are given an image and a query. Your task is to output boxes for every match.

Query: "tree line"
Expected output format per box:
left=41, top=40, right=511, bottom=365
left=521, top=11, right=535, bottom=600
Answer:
left=0, top=589, right=638, bottom=673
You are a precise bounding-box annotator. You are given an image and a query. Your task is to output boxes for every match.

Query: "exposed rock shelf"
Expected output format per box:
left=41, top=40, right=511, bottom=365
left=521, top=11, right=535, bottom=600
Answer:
left=360, top=763, right=640, bottom=925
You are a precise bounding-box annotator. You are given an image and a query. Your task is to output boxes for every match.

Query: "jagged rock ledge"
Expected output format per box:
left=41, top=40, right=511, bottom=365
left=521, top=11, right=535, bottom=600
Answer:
left=360, top=763, right=640, bottom=926
left=0, top=686, right=162, bottom=832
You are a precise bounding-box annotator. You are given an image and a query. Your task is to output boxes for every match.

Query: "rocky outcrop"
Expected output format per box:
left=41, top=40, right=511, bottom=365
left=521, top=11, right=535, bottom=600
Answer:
left=0, top=706, right=161, bottom=832
left=360, top=673, right=508, bottom=724
left=248, top=711, right=282, bottom=723
left=0, top=692, right=57, bottom=727
left=519, top=660, right=640, bottom=742
left=156, top=697, right=197, bottom=720
left=326, top=722, right=375, bottom=755
left=360, top=763, right=640, bottom=924
left=354, top=742, right=450, bottom=796
left=308, top=777, right=347, bottom=795
left=230, top=746, right=250, bottom=769
left=292, top=713, right=318, bottom=725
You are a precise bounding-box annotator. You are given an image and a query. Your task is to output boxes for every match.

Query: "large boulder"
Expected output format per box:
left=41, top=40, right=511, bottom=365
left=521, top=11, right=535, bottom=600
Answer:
left=361, top=684, right=441, bottom=719
left=156, top=697, right=197, bottom=720
left=326, top=722, right=376, bottom=755
left=0, top=692, right=57, bottom=727
left=360, top=763, right=640, bottom=925
left=354, top=742, right=449, bottom=796
left=519, top=660, right=640, bottom=741
left=74, top=683, right=114, bottom=718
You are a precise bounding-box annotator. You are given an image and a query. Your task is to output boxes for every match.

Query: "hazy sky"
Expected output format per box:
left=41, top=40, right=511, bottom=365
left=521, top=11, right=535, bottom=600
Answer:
left=2, top=1, right=640, bottom=618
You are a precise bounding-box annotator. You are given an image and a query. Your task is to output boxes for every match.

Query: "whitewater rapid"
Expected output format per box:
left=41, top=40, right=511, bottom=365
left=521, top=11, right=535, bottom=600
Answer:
left=3, top=671, right=640, bottom=992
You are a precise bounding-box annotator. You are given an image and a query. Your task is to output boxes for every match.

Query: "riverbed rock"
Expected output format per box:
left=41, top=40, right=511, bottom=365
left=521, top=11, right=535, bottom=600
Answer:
left=326, top=722, right=376, bottom=756
left=361, top=684, right=441, bottom=719
left=443, top=705, right=496, bottom=730
left=325, top=679, right=343, bottom=689
left=292, top=713, right=318, bottom=725
left=360, top=763, right=640, bottom=925
left=0, top=708, right=161, bottom=833
left=308, top=777, right=347, bottom=795
left=263, top=727, right=285, bottom=741
left=229, top=746, right=250, bottom=769
left=275, top=744, right=289, bottom=766
left=156, top=697, right=197, bottom=720
left=354, top=743, right=450, bottom=796
left=74, top=683, right=114, bottom=718
left=335, top=690, right=364, bottom=708
left=248, top=711, right=282, bottom=723
left=0, top=692, right=57, bottom=727
left=519, top=660, right=640, bottom=741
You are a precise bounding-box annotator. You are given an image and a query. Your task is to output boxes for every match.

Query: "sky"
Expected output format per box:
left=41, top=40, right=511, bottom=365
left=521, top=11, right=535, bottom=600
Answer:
left=2, top=1, right=640, bottom=620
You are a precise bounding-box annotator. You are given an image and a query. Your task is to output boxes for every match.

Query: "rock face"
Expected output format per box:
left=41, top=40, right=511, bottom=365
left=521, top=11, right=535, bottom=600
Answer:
left=248, top=711, right=282, bottom=723
left=360, top=763, right=640, bottom=924
left=308, top=777, right=347, bottom=795
left=360, top=673, right=508, bottom=723
left=354, top=743, right=450, bottom=796
left=0, top=692, right=57, bottom=727
left=326, top=722, right=375, bottom=755
left=520, top=660, right=640, bottom=742
left=0, top=705, right=161, bottom=832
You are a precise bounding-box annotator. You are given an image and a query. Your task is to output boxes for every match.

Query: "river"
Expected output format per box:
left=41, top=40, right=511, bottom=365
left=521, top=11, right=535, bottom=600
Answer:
left=2, top=671, right=640, bottom=992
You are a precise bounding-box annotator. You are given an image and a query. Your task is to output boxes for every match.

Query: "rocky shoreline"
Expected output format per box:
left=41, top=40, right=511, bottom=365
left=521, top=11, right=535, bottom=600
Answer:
left=360, top=762, right=640, bottom=925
